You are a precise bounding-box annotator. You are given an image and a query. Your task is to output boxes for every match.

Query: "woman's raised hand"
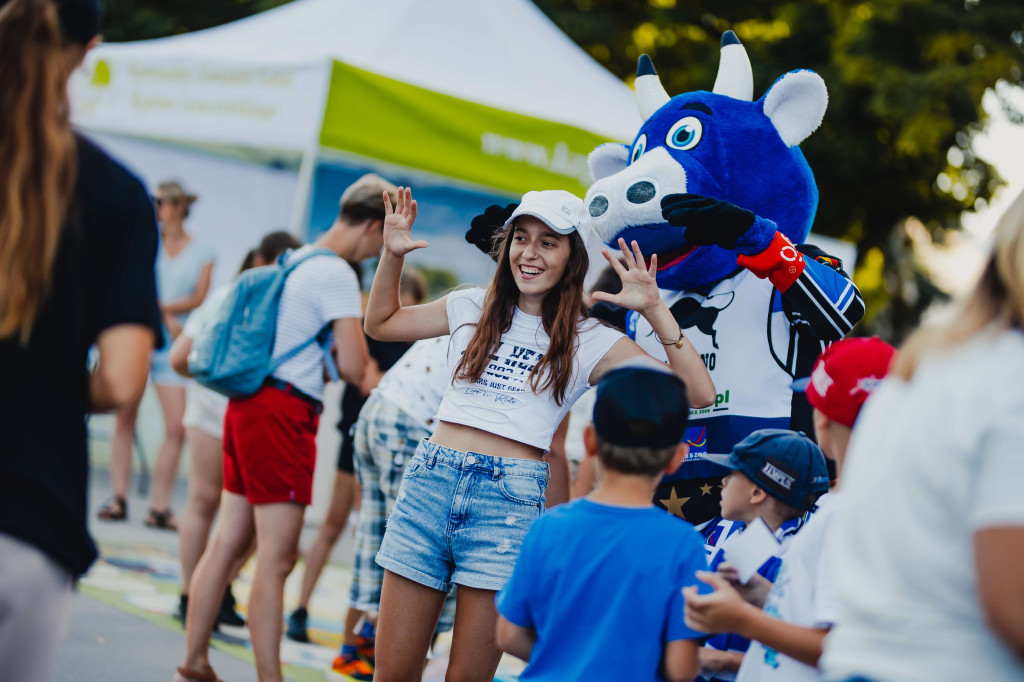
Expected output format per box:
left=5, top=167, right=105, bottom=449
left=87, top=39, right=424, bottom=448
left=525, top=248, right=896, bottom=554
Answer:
left=382, top=187, right=428, bottom=257
left=591, top=238, right=661, bottom=315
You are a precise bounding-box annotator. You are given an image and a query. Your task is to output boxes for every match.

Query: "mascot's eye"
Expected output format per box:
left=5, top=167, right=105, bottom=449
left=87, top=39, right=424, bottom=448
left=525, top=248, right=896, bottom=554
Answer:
left=630, top=134, right=647, bottom=164
left=666, top=117, right=703, bottom=151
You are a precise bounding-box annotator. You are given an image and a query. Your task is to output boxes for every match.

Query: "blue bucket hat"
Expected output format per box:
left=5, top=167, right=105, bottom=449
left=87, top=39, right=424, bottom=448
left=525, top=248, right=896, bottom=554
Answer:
left=699, top=428, right=829, bottom=510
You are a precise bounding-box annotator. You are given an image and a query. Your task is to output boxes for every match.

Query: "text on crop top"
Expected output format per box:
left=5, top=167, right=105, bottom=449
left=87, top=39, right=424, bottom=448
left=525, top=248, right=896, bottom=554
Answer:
left=434, top=287, right=623, bottom=451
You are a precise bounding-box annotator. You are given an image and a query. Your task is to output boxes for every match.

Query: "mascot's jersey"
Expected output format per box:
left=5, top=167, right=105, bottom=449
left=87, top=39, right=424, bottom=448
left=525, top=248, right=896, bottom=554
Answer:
left=620, top=250, right=863, bottom=480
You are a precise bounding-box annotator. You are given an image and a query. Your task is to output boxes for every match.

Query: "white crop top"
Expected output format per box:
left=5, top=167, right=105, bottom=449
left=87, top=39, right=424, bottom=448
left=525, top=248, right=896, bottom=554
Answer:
left=435, top=287, right=623, bottom=451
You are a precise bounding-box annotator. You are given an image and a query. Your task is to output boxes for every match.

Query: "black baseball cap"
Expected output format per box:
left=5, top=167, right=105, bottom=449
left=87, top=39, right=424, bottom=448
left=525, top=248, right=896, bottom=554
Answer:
left=699, top=429, right=829, bottom=510
left=593, top=357, right=689, bottom=448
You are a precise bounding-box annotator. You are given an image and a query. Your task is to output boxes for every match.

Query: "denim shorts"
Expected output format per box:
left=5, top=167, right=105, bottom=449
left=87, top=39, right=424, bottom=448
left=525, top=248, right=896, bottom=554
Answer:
left=375, top=440, right=548, bottom=592
left=151, top=346, right=186, bottom=386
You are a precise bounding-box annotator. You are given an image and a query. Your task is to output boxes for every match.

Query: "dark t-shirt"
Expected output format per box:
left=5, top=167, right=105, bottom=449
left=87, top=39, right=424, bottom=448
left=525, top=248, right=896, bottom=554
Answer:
left=0, top=134, right=162, bottom=576
left=338, top=336, right=412, bottom=435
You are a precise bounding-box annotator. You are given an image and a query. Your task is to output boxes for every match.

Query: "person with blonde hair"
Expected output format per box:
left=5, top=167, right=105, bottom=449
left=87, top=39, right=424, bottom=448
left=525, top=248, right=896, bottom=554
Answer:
left=0, top=0, right=161, bottom=678
left=822, top=189, right=1024, bottom=681
left=98, top=178, right=215, bottom=529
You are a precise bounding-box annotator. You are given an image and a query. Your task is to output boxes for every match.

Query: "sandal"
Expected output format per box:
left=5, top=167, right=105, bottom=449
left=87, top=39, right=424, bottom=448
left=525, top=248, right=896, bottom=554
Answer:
left=174, top=666, right=222, bottom=682
left=145, top=508, right=178, bottom=531
left=97, top=495, right=127, bottom=521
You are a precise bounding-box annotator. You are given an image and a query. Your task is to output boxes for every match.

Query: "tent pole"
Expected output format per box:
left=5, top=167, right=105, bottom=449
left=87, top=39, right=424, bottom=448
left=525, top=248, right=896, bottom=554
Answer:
left=288, top=142, right=319, bottom=238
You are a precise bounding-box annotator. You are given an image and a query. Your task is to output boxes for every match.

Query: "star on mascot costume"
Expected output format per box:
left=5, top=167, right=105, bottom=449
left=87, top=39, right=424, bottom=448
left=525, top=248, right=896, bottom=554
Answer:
left=584, top=32, right=864, bottom=525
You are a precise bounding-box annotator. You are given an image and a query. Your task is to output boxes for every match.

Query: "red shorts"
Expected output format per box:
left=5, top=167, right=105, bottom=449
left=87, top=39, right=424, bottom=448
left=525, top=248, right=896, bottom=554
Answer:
left=222, top=385, right=319, bottom=505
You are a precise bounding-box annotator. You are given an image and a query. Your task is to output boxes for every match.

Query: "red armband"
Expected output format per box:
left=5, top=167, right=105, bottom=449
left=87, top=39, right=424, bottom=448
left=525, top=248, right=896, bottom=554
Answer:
left=735, top=231, right=806, bottom=292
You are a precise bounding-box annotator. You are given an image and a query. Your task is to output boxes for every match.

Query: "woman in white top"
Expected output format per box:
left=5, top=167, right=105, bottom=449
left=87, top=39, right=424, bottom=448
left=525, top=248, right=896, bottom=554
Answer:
left=822, top=189, right=1024, bottom=682
left=364, top=187, right=716, bottom=681
left=99, top=180, right=214, bottom=529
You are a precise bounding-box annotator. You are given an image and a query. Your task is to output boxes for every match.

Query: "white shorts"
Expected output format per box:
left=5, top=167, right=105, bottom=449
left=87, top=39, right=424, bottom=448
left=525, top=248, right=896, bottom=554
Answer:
left=183, top=383, right=229, bottom=440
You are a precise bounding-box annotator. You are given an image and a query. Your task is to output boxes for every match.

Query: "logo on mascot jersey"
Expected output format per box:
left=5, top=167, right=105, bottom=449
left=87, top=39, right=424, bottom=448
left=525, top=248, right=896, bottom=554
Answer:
left=666, top=291, right=735, bottom=350
left=689, top=389, right=731, bottom=416
left=683, top=425, right=708, bottom=462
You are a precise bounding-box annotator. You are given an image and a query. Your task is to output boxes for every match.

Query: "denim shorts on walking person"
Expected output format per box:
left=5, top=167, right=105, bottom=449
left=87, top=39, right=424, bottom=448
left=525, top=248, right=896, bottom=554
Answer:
left=375, top=440, right=549, bottom=593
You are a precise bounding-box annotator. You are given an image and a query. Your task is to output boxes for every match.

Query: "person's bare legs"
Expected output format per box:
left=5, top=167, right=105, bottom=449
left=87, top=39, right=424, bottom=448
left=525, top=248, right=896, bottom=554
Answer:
left=374, top=571, right=446, bottom=682
left=248, top=502, right=305, bottom=682
left=178, top=427, right=223, bottom=593
left=176, top=492, right=254, bottom=681
left=109, top=396, right=141, bottom=503
left=150, top=384, right=187, bottom=514
left=340, top=606, right=366, bottom=647
left=444, top=585, right=504, bottom=682
left=295, top=470, right=356, bottom=610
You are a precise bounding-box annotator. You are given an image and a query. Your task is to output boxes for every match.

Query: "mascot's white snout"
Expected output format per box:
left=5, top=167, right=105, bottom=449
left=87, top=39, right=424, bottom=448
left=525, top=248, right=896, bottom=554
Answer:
left=584, top=147, right=687, bottom=245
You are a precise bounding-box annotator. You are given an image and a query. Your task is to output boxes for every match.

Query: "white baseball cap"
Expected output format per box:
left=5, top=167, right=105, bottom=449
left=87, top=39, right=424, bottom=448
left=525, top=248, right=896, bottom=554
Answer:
left=503, top=190, right=584, bottom=236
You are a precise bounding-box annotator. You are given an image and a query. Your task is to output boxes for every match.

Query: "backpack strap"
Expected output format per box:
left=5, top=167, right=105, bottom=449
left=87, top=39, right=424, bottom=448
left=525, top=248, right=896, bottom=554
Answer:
left=282, top=246, right=337, bottom=274
left=266, top=324, right=339, bottom=378
left=269, top=247, right=344, bottom=382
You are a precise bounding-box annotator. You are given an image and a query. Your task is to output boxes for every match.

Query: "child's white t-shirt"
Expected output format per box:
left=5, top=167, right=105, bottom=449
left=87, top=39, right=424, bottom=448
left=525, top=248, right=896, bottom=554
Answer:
left=435, top=287, right=622, bottom=451
left=735, top=493, right=840, bottom=682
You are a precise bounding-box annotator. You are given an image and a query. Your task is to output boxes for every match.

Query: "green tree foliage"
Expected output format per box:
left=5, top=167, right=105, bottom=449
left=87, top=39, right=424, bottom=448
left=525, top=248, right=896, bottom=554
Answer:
left=99, top=0, right=290, bottom=42
left=536, top=0, right=1024, bottom=339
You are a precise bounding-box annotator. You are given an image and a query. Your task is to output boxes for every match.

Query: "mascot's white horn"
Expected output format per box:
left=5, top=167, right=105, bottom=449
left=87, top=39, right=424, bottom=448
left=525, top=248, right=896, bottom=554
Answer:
left=635, top=54, right=671, bottom=119
left=712, top=30, right=754, bottom=101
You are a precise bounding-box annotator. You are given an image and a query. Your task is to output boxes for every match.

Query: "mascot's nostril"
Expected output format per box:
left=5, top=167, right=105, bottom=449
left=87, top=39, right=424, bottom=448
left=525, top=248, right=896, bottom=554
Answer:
left=626, top=181, right=657, bottom=204
left=589, top=195, right=609, bottom=217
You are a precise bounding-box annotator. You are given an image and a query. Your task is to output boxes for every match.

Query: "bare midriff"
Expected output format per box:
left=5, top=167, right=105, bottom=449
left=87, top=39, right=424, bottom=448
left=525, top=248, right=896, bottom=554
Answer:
left=429, top=421, right=545, bottom=462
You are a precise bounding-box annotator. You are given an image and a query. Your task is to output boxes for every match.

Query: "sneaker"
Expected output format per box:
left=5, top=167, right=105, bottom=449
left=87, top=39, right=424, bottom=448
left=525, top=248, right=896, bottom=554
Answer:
left=329, top=653, right=373, bottom=682
left=354, top=621, right=375, bottom=667
left=174, top=594, right=188, bottom=622
left=217, top=587, right=246, bottom=628
left=285, top=607, right=310, bottom=643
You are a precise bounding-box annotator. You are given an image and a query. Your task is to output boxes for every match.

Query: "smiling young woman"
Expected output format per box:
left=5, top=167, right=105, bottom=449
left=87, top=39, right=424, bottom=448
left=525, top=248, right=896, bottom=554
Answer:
left=362, top=187, right=715, bottom=681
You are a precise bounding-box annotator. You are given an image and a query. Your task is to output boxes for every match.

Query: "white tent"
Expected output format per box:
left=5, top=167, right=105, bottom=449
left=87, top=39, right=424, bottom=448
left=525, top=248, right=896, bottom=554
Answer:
left=70, top=0, right=641, bottom=284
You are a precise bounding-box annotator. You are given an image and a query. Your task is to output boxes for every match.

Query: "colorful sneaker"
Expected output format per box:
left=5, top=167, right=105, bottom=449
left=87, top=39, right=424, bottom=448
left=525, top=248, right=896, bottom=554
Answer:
left=285, top=607, right=310, bottom=643
left=329, top=653, right=373, bottom=681
left=354, top=621, right=375, bottom=666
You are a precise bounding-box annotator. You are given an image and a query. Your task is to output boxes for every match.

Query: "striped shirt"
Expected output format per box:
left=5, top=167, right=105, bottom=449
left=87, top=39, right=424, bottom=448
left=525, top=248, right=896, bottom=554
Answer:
left=270, top=245, right=361, bottom=400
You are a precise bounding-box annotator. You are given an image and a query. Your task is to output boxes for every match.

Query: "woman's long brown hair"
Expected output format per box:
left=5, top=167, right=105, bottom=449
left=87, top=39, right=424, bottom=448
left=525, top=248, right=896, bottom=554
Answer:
left=0, top=0, right=78, bottom=343
left=454, top=222, right=590, bottom=406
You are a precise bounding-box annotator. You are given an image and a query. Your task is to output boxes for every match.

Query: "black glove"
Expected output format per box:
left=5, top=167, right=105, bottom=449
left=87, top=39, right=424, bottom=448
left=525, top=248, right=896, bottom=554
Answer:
left=466, top=203, right=518, bottom=258
left=660, top=193, right=755, bottom=250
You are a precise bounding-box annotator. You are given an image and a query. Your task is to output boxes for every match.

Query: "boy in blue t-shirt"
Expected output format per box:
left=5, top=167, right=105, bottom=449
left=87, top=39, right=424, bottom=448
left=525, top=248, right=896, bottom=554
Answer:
left=496, top=358, right=708, bottom=682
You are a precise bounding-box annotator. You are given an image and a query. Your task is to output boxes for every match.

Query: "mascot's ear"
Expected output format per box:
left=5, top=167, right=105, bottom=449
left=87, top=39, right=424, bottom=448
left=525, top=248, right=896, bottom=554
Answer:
left=589, top=143, right=630, bottom=182
left=762, top=70, right=828, bottom=147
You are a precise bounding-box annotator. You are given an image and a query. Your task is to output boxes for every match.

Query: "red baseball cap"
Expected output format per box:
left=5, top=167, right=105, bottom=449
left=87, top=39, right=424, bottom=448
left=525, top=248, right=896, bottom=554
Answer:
left=793, top=337, right=897, bottom=428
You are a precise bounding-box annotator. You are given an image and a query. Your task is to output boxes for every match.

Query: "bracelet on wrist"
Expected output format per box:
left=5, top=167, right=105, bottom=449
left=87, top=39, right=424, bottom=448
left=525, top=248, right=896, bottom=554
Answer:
left=655, top=326, right=685, bottom=349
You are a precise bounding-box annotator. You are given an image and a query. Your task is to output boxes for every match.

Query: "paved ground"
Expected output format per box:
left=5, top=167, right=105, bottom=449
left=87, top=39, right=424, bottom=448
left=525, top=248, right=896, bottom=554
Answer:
left=55, top=596, right=259, bottom=682
left=51, top=467, right=525, bottom=681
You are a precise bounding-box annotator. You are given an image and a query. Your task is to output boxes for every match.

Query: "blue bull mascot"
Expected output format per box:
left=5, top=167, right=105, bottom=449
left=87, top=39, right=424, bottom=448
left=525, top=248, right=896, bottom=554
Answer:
left=583, top=32, right=863, bottom=524
left=464, top=32, right=863, bottom=524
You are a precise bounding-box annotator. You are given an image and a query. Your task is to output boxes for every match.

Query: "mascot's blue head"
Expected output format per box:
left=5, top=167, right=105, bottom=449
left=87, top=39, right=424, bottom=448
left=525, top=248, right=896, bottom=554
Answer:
left=585, top=32, right=828, bottom=291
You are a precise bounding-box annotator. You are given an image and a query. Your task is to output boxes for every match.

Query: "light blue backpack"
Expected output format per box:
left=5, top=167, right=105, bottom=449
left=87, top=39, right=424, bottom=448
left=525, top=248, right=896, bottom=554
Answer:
left=188, top=247, right=339, bottom=398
